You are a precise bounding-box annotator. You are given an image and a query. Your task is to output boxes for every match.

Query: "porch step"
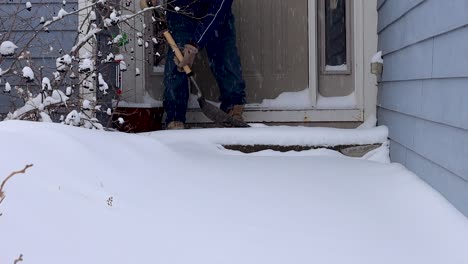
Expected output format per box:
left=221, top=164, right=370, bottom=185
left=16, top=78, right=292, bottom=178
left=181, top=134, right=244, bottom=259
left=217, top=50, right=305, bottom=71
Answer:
left=223, top=144, right=382, bottom=158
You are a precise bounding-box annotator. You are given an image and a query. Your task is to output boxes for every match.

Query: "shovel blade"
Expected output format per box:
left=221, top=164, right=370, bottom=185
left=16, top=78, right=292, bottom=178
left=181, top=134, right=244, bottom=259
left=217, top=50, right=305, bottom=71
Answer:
left=197, top=97, right=250, bottom=128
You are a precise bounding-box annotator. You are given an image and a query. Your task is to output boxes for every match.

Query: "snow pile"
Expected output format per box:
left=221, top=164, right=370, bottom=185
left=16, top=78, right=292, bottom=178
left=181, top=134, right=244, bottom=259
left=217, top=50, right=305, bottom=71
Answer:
left=0, top=121, right=467, bottom=264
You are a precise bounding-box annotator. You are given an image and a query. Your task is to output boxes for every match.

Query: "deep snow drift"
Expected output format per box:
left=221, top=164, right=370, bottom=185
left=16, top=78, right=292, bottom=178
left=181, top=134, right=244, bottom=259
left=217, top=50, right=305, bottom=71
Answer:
left=0, top=121, right=467, bottom=264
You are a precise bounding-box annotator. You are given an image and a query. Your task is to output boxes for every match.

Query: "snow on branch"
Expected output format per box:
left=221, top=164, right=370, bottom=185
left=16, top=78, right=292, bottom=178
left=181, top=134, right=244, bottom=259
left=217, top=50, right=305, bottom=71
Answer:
left=0, top=0, right=169, bottom=129
left=71, top=27, right=102, bottom=53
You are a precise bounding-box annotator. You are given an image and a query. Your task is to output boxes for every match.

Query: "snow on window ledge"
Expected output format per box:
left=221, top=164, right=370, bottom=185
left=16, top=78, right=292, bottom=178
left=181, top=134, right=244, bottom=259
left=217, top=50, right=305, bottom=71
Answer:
left=325, top=64, right=348, bottom=72
left=247, top=89, right=357, bottom=110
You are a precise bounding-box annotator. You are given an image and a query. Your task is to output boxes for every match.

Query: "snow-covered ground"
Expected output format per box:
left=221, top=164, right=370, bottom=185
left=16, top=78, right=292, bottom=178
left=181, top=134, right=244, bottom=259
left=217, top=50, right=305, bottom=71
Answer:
left=0, top=121, right=467, bottom=264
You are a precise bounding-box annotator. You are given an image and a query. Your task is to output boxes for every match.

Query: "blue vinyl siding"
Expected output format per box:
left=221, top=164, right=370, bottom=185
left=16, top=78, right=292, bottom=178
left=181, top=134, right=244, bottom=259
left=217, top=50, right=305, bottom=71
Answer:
left=378, top=0, right=468, bottom=216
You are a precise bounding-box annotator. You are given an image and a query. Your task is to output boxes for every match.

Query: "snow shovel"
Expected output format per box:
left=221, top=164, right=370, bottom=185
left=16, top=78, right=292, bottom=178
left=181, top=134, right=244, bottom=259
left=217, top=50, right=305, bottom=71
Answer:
left=162, top=31, right=250, bottom=128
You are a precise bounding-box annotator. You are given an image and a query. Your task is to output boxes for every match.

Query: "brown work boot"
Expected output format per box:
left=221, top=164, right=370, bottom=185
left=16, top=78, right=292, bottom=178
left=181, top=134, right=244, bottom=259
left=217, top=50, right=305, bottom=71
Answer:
left=227, top=105, right=245, bottom=121
left=166, top=121, right=185, bottom=130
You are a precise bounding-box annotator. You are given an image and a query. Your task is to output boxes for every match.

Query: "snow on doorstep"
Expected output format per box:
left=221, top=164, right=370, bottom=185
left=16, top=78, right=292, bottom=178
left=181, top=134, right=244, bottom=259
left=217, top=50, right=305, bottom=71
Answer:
left=1, top=121, right=468, bottom=264
left=148, top=125, right=389, bottom=147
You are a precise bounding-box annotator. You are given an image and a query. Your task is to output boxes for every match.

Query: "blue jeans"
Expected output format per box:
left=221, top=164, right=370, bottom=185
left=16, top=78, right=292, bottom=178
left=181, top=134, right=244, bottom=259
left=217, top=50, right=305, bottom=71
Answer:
left=163, top=12, right=246, bottom=123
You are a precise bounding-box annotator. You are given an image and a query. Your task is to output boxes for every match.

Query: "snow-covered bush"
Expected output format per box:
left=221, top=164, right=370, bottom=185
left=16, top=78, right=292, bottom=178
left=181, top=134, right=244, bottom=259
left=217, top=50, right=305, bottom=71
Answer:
left=0, top=0, right=168, bottom=129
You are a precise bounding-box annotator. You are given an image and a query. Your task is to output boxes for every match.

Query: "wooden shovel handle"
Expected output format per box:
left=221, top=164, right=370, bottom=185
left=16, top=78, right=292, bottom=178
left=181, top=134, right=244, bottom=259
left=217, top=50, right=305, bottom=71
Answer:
left=163, top=30, right=192, bottom=75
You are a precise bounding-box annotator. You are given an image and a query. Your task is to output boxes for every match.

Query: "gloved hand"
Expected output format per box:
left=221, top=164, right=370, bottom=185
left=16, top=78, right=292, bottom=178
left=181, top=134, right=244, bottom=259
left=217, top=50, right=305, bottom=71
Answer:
left=174, top=44, right=199, bottom=71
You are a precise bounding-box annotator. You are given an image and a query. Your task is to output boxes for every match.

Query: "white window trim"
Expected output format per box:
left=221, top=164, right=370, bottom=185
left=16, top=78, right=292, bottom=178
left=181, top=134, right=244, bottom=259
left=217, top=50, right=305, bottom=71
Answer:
left=308, top=0, right=318, bottom=108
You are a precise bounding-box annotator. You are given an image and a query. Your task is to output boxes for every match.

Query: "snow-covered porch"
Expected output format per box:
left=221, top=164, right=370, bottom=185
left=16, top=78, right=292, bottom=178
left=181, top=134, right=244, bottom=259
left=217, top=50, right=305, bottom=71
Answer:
left=1, top=121, right=467, bottom=263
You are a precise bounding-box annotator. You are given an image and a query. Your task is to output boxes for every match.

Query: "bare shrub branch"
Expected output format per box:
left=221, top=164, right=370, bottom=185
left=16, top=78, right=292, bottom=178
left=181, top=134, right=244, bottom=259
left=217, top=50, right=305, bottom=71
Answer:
left=0, top=164, right=34, bottom=205
left=13, top=254, right=23, bottom=264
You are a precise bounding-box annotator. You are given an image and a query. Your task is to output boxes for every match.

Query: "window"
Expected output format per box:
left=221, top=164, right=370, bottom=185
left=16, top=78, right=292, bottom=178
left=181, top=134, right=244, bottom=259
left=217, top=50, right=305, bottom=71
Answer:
left=319, top=0, right=351, bottom=74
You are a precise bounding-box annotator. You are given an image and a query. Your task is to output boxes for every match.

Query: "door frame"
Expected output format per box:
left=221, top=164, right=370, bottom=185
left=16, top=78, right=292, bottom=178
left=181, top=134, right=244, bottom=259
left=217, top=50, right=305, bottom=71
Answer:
left=186, top=0, right=376, bottom=124
left=106, top=0, right=377, bottom=124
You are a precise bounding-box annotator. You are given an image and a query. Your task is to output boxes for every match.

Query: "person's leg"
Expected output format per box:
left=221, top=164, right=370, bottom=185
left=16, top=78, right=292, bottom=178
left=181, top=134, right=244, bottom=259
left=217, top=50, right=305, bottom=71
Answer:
left=163, top=14, right=196, bottom=124
left=205, top=11, right=246, bottom=113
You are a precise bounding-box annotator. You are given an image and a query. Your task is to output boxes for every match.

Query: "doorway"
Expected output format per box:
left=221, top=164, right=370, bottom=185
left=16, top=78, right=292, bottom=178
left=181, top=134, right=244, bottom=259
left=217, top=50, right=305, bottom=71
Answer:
left=136, top=0, right=365, bottom=123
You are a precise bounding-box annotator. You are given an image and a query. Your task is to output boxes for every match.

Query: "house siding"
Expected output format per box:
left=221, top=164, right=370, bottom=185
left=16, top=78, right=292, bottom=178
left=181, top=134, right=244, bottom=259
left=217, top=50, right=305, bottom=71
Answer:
left=0, top=0, right=78, bottom=115
left=377, top=0, right=468, bottom=216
